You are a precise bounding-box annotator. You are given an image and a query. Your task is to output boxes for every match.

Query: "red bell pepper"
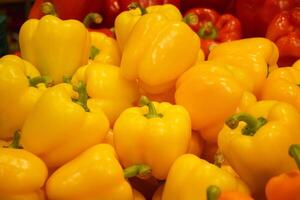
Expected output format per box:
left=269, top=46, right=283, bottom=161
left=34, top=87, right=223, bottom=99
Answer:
left=28, top=0, right=180, bottom=27
left=266, top=7, right=300, bottom=66
left=235, top=0, right=300, bottom=37
left=184, top=8, right=242, bottom=57
left=265, top=144, right=300, bottom=200
left=28, top=0, right=103, bottom=21
left=181, top=0, right=235, bottom=13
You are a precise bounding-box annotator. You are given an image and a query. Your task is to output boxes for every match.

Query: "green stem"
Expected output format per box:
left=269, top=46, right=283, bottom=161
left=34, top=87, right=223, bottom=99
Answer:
left=73, top=81, right=90, bottom=112
left=289, top=144, right=300, bottom=170
left=28, top=76, right=53, bottom=87
left=63, top=75, right=72, bottom=84
left=207, top=185, right=221, bottom=200
left=83, top=12, right=103, bottom=28
left=41, top=2, right=57, bottom=16
left=128, top=2, right=147, bottom=15
left=89, top=46, right=100, bottom=60
left=225, top=112, right=267, bottom=136
left=198, top=22, right=218, bottom=40
left=123, top=164, right=151, bottom=179
left=139, top=96, right=163, bottom=118
left=8, top=131, right=22, bottom=149
left=183, top=13, right=199, bottom=25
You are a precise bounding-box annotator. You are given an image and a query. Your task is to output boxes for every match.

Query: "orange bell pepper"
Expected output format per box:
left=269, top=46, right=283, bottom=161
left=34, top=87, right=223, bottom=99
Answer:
left=265, top=144, right=300, bottom=200
left=207, top=185, right=254, bottom=200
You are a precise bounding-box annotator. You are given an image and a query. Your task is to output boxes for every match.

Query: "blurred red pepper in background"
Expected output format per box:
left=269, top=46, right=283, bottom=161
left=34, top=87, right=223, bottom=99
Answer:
left=184, top=8, right=241, bottom=57
left=181, top=0, right=235, bottom=14
left=28, top=0, right=180, bottom=27
left=83, top=13, right=115, bottom=38
left=266, top=7, right=300, bottom=66
left=235, top=0, right=300, bottom=37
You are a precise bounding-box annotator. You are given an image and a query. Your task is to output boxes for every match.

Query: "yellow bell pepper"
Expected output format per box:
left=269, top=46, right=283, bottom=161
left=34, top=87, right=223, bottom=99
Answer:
left=260, top=63, right=300, bottom=112
left=187, top=131, right=205, bottom=157
left=46, top=144, right=140, bottom=200
left=113, top=96, right=191, bottom=180
left=162, top=154, right=250, bottom=200
left=19, top=15, right=90, bottom=84
left=218, top=100, right=300, bottom=198
left=21, top=83, right=110, bottom=169
left=0, top=132, right=48, bottom=200
left=208, top=38, right=279, bottom=96
left=175, top=61, right=245, bottom=143
left=71, top=63, right=140, bottom=124
left=89, top=32, right=121, bottom=66
left=120, top=13, right=200, bottom=94
left=0, top=55, right=50, bottom=139
left=115, top=3, right=182, bottom=51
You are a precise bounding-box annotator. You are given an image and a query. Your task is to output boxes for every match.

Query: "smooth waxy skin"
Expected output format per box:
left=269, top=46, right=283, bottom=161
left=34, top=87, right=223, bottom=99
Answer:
left=0, top=55, right=46, bottom=139
left=113, top=101, right=191, bottom=180
left=0, top=147, right=48, bottom=199
left=120, top=13, right=200, bottom=94
left=175, top=61, right=245, bottom=143
left=19, top=15, right=90, bottom=83
left=162, top=154, right=250, bottom=200
left=72, top=63, right=139, bottom=124
left=208, top=38, right=279, bottom=96
left=46, top=144, right=133, bottom=200
left=261, top=63, right=300, bottom=112
left=115, top=4, right=182, bottom=51
left=89, top=32, right=121, bottom=66
left=21, top=83, right=110, bottom=168
left=219, top=101, right=300, bottom=197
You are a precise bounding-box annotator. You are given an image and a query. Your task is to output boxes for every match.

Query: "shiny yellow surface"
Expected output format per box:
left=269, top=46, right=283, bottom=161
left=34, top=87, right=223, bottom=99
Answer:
left=46, top=144, right=133, bottom=200
left=120, top=13, right=199, bottom=94
left=0, top=55, right=46, bottom=139
left=115, top=4, right=182, bottom=51
left=21, top=83, right=110, bottom=169
left=0, top=147, right=47, bottom=197
left=72, top=63, right=140, bottom=124
left=19, top=15, right=90, bottom=83
left=175, top=61, right=245, bottom=143
left=218, top=100, right=300, bottom=197
left=113, top=101, right=191, bottom=180
left=162, top=154, right=250, bottom=200
left=90, top=32, right=121, bottom=66
left=208, top=38, right=279, bottom=96
left=261, top=64, right=300, bottom=112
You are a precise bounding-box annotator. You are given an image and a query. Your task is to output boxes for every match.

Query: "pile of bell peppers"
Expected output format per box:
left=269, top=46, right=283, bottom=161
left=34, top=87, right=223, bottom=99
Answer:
left=2, top=1, right=300, bottom=200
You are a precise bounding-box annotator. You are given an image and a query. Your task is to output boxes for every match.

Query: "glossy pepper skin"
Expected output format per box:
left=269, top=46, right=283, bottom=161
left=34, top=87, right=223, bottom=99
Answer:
left=89, top=31, right=121, bottom=66
left=219, top=100, right=300, bottom=198
left=46, top=144, right=134, bottom=200
left=0, top=55, right=49, bottom=139
left=21, top=83, right=110, bottom=169
left=266, top=7, right=300, bottom=66
left=72, top=63, right=139, bottom=124
left=161, top=154, right=250, bottom=200
left=208, top=38, right=279, bottom=96
left=0, top=133, right=48, bottom=200
left=115, top=3, right=182, bottom=51
left=175, top=61, right=246, bottom=143
left=113, top=96, right=191, bottom=180
left=235, top=0, right=300, bottom=37
left=184, top=8, right=242, bottom=57
left=19, top=15, right=90, bottom=84
left=260, top=62, right=300, bottom=111
left=121, top=13, right=200, bottom=94
left=265, top=144, right=300, bottom=200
